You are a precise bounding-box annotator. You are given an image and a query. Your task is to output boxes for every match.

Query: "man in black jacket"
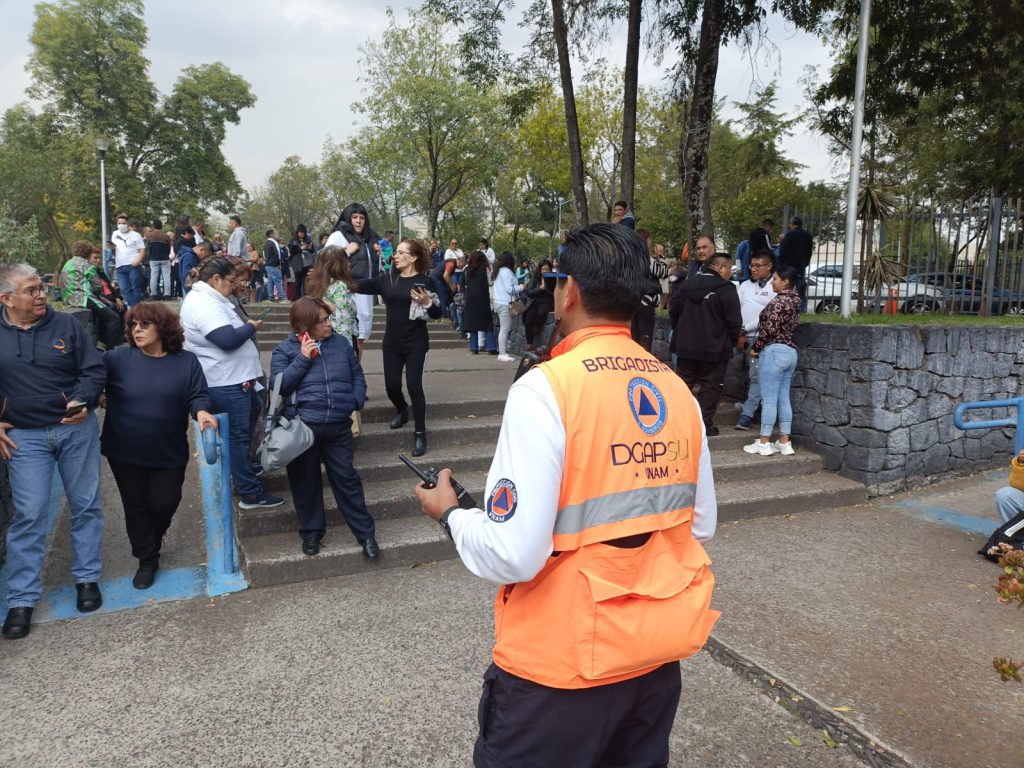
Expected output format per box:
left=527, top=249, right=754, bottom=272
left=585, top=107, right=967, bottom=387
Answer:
left=263, top=228, right=284, bottom=301
left=779, top=216, right=814, bottom=299
left=748, top=218, right=774, bottom=257
left=670, top=252, right=743, bottom=436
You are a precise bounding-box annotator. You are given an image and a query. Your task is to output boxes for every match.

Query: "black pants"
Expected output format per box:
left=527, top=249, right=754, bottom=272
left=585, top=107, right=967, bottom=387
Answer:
left=474, top=662, right=681, bottom=768
left=285, top=420, right=375, bottom=544
left=676, top=358, right=729, bottom=429
left=382, top=339, right=428, bottom=432
left=631, top=304, right=656, bottom=350
left=523, top=295, right=553, bottom=346
left=90, top=303, right=123, bottom=349
left=107, top=458, right=187, bottom=565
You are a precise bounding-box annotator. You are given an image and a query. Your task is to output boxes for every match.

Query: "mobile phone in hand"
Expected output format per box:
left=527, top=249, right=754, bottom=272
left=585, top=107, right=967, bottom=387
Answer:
left=65, top=403, right=87, bottom=416
left=298, top=331, right=320, bottom=358
left=255, top=307, right=272, bottom=321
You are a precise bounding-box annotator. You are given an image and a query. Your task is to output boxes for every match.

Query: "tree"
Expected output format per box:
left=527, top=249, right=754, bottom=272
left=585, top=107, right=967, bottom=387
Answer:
left=14, top=0, right=255, bottom=254
left=243, top=156, right=331, bottom=244
left=356, top=10, right=505, bottom=238
left=550, top=0, right=589, bottom=225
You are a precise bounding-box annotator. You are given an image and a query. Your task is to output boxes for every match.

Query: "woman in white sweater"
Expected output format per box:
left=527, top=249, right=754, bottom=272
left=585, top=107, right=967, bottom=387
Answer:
left=491, top=252, right=523, bottom=362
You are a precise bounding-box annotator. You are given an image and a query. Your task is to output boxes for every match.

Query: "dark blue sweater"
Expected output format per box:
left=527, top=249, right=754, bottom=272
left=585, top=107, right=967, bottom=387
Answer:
left=270, top=332, right=366, bottom=425
left=0, top=306, right=105, bottom=428
left=100, top=347, right=212, bottom=469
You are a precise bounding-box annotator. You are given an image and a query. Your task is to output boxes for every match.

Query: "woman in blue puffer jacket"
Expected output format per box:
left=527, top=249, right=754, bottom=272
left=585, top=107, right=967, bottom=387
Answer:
left=270, top=297, right=378, bottom=559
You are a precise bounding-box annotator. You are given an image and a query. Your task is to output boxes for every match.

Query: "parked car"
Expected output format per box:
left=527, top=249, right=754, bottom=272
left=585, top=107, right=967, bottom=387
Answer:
left=804, top=263, right=948, bottom=315
left=904, top=272, right=1024, bottom=315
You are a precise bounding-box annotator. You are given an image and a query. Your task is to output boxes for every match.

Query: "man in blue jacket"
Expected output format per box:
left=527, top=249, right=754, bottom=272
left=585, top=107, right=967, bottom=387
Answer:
left=0, top=263, right=107, bottom=640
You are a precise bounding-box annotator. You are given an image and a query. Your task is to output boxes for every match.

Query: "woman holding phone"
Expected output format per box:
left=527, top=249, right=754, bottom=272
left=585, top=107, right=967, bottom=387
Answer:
left=355, top=239, right=440, bottom=456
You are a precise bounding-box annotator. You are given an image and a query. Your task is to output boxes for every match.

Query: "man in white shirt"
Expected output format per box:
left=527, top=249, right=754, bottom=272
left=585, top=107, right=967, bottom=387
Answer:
left=735, top=251, right=776, bottom=430
left=111, top=212, right=145, bottom=307
left=227, top=215, right=247, bottom=261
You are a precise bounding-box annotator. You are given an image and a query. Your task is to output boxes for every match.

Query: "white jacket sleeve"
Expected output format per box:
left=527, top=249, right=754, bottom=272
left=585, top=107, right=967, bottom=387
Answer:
left=691, top=418, right=717, bottom=543
left=447, top=369, right=564, bottom=585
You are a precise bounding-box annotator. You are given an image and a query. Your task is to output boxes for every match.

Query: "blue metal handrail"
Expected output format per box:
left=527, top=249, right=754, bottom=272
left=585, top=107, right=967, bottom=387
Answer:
left=194, top=414, right=247, bottom=596
left=953, top=397, right=1024, bottom=454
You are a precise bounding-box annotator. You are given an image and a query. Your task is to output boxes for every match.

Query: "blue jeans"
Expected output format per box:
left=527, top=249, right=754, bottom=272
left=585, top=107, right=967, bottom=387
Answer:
left=4, top=413, right=104, bottom=608
left=208, top=383, right=264, bottom=499
left=116, top=265, right=143, bottom=307
left=996, top=486, right=1024, bottom=524
left=149, top=260, right=171, bottom=298
left=469, top=329, right=496, bottom=352
left=265, top=266, right=284, bottom=300
left=741, top=346, right=762, bottom=419
left=758, top=344, right=797, bottom=438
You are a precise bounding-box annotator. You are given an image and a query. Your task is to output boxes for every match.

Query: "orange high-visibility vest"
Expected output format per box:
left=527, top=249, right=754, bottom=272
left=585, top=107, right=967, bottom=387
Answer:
left=492, top=325, right=719, bottom=689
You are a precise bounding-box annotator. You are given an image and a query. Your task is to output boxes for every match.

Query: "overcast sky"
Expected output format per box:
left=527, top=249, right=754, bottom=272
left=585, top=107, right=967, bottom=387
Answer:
left=0, top=0, right=842, bottom=194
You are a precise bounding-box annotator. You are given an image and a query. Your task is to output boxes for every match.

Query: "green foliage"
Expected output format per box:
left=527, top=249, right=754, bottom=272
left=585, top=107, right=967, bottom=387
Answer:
left=1, top=0, right=254, bottom=259
left=0, top=216, right=50, bottom=271
left=243, top=156, right=331, bottom=247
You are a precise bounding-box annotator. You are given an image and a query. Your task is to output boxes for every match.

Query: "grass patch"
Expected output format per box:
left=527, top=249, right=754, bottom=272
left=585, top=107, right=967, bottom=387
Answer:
left=802, top=313, right=1022, bottom=327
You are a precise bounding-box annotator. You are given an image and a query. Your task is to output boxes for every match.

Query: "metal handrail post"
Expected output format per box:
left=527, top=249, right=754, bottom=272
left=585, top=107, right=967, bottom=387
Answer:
left=195, top=414, right=248, bottom=596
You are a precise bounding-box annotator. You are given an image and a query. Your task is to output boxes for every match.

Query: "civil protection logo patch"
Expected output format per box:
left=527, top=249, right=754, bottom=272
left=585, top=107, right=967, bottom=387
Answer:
left=628, top=377, right=666, bottom=435
left=487, top=478, right=518, bottom=523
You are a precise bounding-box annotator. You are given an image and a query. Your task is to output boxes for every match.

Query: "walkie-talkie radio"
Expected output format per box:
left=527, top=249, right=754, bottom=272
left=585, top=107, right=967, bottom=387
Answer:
left=399, top=454, right=477, bottom=510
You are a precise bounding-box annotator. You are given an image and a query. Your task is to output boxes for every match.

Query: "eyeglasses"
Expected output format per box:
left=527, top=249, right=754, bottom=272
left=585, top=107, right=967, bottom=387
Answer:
left=316, top=316, right=332, bottom=326
left=131, top=320, right=153, bottom=329
left=3, top=286, right=46, bottom=298
left=395, top=250, right=414, bottom=258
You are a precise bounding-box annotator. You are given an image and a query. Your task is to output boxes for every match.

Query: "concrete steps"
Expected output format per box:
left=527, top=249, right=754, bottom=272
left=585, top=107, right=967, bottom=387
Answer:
left=236, top=302, right=867, bottom=589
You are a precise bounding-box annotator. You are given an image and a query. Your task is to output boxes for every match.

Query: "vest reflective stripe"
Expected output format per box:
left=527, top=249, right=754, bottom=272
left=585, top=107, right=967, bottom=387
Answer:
left=553, top=483, right=697, bottom=537
left=491, top=326, right=718, bottom=690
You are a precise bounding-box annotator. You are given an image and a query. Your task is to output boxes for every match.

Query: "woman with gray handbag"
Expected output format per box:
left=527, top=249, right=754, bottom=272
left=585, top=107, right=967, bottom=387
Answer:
left=269, top=297, right=378, bottom=558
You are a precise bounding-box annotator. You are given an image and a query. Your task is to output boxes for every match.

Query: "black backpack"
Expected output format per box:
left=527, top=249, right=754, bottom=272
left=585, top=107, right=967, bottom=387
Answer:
left=979, top=511, right=1024, bottom=562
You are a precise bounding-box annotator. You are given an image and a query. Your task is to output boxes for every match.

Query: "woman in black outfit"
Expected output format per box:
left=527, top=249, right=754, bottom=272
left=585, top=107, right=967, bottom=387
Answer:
left=101, top=302, right=217, bottom=589
left=356, top=238, right=440, bottom=456
left=521, top=259, right=555, bottom=350
left=462, top=250, right=497, bottom=355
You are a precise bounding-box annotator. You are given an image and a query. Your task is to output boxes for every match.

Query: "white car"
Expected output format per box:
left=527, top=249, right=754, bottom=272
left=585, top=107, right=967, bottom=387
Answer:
left=804, top=263, right=948, bottom=315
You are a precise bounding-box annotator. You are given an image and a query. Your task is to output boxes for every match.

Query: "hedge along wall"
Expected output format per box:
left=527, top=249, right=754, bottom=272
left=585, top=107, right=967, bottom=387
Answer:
left=789, top=323, right=1022, bottom=496
left=649, top=316, right=1019, bottom=496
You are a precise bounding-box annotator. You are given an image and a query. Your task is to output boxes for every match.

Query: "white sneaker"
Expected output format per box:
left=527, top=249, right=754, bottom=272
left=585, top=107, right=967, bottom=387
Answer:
left=496, top=354, right=515, bottom=362
left=742, top=440, right=776, bottom=456
left=773, top=440, right=796, bottom=456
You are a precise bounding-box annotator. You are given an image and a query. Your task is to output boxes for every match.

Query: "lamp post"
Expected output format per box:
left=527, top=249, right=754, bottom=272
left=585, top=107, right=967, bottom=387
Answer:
left=94, top=137, right=110, bottom=276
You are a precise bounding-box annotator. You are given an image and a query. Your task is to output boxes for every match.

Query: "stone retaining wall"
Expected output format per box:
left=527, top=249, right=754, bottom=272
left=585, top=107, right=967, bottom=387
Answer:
left=791, top=323, right=1021, bottom=496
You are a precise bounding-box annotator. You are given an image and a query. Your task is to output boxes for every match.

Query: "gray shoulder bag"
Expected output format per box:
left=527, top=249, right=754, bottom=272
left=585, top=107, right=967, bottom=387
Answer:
left=258, top=373, right=315, bottom=473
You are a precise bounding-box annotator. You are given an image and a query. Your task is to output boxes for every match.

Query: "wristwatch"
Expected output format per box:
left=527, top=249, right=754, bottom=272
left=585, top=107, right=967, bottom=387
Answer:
left=439, top=505, right=458, bottom=541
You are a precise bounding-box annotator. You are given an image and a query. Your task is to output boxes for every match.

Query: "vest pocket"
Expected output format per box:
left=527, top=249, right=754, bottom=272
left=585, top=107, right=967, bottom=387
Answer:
left=576, top=554, right=718, bottom=680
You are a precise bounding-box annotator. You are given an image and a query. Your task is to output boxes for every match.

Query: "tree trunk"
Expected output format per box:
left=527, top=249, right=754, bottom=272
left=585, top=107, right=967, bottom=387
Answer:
left=620, top=0, right=642, bottom=212
left=551, top=0, right=588, bottom=226
left=680, top=0, right=722, bottom=254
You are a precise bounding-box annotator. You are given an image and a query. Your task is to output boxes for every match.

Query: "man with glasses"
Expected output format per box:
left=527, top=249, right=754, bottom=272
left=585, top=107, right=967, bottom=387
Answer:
left=0, top=263, right=107, bottom=640
left=735, top=251, right=776, bottom=430
left=414, top=224, right=718, bottom=766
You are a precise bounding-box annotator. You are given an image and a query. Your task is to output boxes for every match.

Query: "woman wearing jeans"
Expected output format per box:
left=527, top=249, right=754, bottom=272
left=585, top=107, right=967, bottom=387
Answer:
left=743, top=265, right=801, bottom=457
left=180, top=258, right=284, bottom=508
left=491, top=252, right=523, bottom=362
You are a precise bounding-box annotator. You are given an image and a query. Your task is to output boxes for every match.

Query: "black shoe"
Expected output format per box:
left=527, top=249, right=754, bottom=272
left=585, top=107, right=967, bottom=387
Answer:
left=301, top=539, right=320, bottom=556
left=706, top=426, right=720, bottom=437
left=412, top=431, right=427, bottom=457
left=390, top=410, right=409, bottom=429
left=362, top=538, right=380, bottom=560
left=2, top=607, right=33, bottom=640
left=488, top=350, right=499, bottom=355
left=133, top=561, right=159, bottom=590
left=471, top=349, right=479, bottom=355
left=76, top=582, right=103, bottom=613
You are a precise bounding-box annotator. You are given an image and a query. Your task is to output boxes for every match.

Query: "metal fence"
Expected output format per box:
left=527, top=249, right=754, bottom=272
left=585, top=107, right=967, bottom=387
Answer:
left=781, top=197, right=1024, bottom=316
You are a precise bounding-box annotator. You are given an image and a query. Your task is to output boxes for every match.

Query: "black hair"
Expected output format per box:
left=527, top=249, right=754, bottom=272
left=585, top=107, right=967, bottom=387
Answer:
left=296, top=224, right=308, bottom=234
left=761, top=218, right=774, bottom=227
left=751, top=248, right=773, bottom=261
left=775, top=265, right=799, bottom=286
left=229, top=215, right=242, bottom=226
left=479, top=237, right=489, bottom=247
left=265, top=228, right=276, bottom=238
left=709, top=253, right=733, bottom=268
left=613, top=200, right=628, bottom=209
left=197, top=257, right=235, bottom=282
left=152, top=219, right=163, bottom=229
left=791, top=216, right=803, bottom=227
left=492, top=251, right=515, bottom=279
left=334, top=203, right=372, bottom=240
left=558, top=224, right=648, bottom=321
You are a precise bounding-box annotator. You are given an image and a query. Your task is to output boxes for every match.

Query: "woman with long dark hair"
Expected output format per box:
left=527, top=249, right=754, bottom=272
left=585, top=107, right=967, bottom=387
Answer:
left=326, top=203, right=381, bottom=359
left=521, top=259, right=555, bottom=350
left=355, top=239, right=440, bottom=456
left=491, top=251, right=523, bottom=362
left=101, top=302, right=217, bottom=588
left=743, top=265, right=801, bottom=457
left=305, top=246, right=359, bottom=345
left=462, top=250, right=496, bottom=355
left=270, top=297, right=377, bottom=559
